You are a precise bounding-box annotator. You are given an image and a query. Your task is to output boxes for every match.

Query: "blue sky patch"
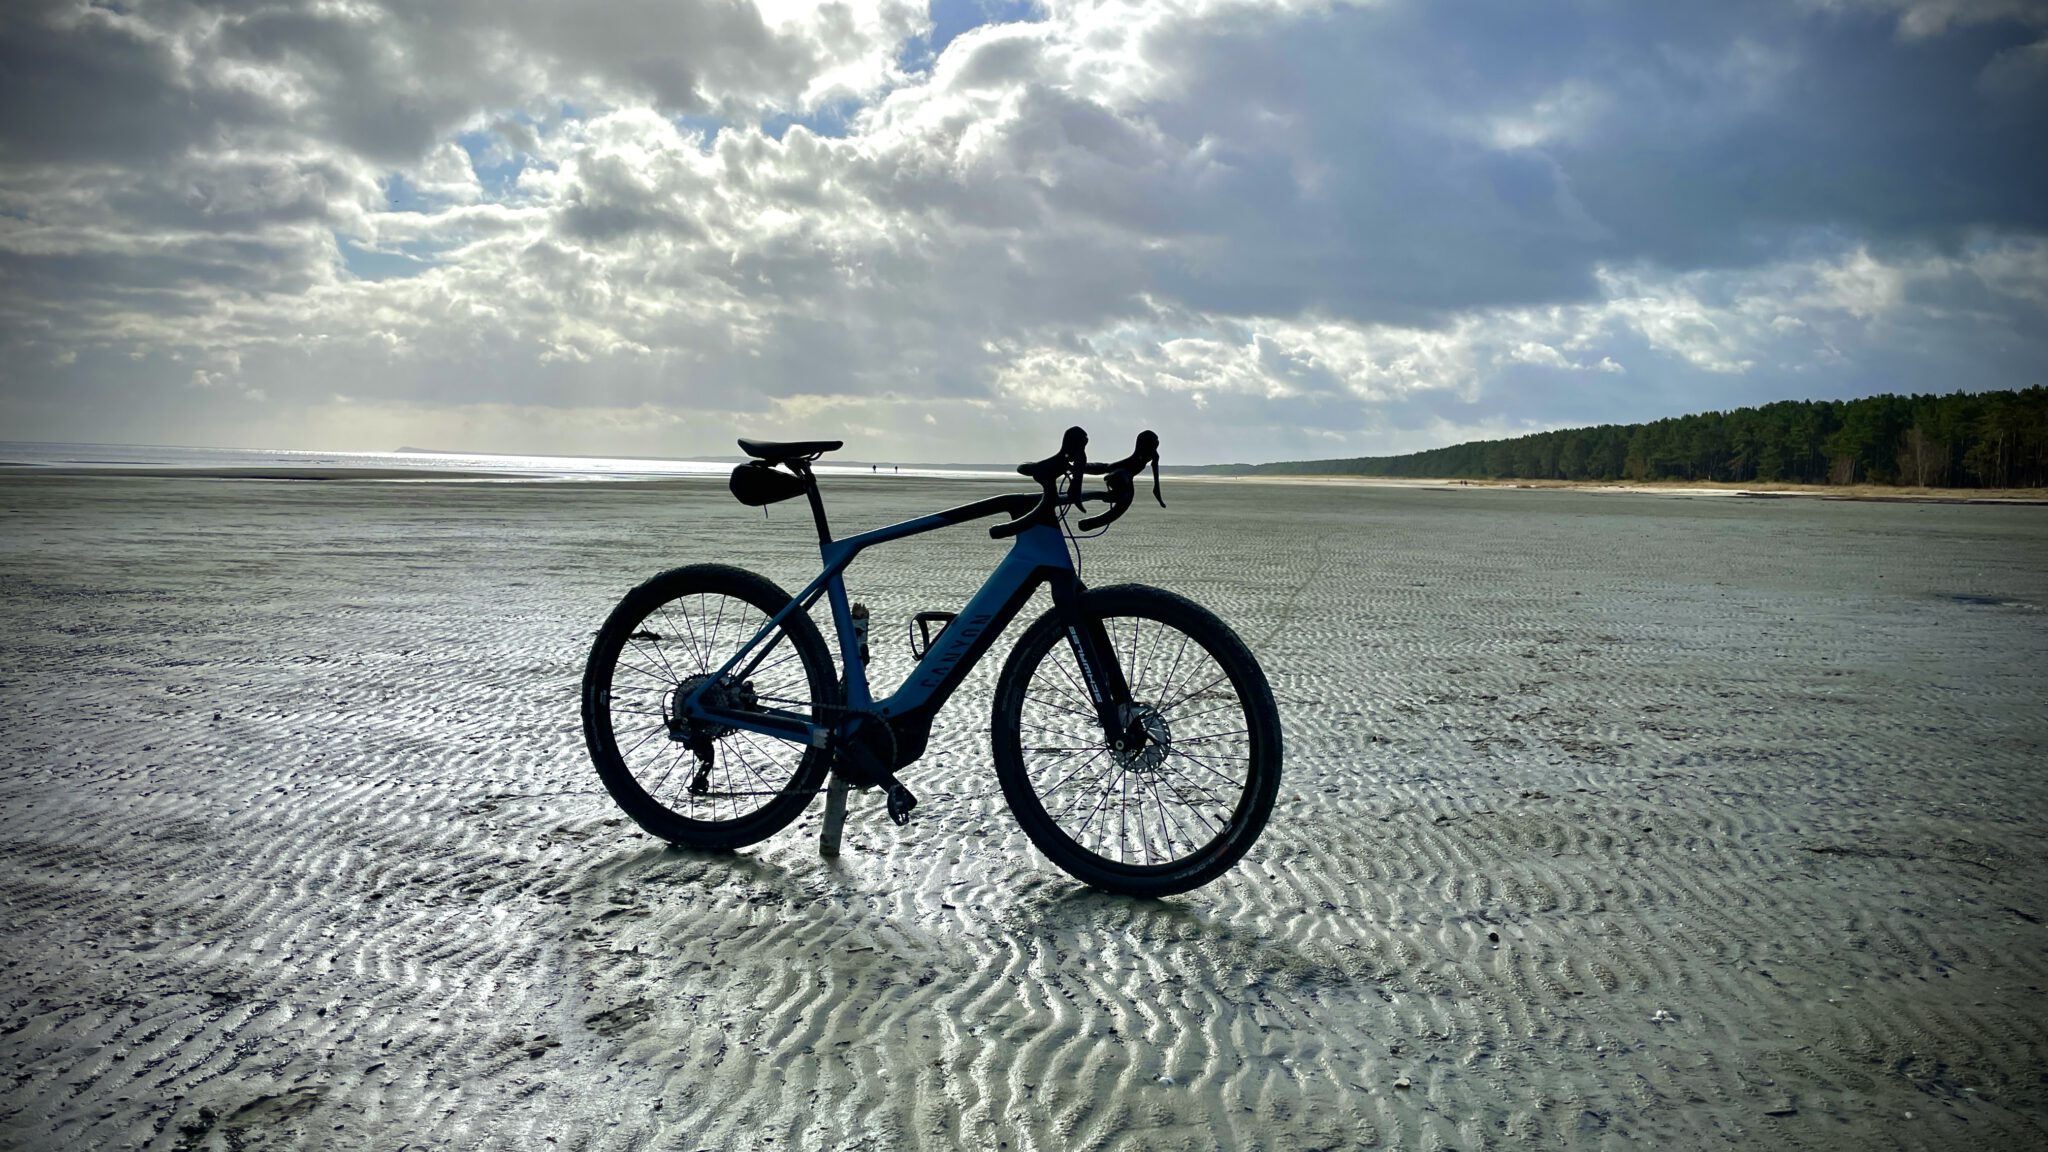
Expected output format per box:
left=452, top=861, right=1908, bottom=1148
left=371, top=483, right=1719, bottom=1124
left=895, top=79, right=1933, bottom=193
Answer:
left=762, top=98, right=864, bottom=141
left=900, top=0, right=1043, bottom=73
left=339, top=237, right=440, bottom=282
left=455, top=131, right=528, bottom=200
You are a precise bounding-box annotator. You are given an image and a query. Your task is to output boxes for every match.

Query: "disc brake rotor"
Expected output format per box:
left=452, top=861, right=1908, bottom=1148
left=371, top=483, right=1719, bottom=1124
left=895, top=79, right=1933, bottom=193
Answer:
left=1113, top=702, right=1171, bottom=773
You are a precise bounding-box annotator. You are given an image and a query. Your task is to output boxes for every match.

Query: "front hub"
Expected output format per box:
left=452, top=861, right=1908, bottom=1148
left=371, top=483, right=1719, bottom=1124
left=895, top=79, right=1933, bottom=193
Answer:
left=1112, top=702, right=1171, bottom=773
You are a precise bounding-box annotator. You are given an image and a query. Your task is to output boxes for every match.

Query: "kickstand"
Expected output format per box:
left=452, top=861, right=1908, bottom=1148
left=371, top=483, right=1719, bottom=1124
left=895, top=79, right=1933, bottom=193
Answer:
left=819, top=773, right=849, bottom=857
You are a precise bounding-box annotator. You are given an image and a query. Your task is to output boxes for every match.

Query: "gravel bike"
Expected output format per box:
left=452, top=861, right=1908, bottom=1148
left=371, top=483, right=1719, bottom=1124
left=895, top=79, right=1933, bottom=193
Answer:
left=580, top=427, right=1281, bottom=896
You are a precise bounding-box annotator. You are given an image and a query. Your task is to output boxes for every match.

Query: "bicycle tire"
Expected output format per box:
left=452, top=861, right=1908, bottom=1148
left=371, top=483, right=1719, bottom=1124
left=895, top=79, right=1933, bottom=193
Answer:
left=582, top=564, right=838, bottom=850
left=991, top=584, right=1281, bottom=896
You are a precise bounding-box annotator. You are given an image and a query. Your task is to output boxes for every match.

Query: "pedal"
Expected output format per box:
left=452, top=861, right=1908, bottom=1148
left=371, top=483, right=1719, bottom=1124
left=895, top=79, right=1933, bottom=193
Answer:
left=885, top=783, right=918, bottom=826
left=910, top=611, right=957, bottom=659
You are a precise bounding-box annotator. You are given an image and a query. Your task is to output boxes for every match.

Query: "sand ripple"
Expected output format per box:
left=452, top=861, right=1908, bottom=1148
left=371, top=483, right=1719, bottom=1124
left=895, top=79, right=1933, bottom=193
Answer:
left=3, top=475, right=2046, bottom=1149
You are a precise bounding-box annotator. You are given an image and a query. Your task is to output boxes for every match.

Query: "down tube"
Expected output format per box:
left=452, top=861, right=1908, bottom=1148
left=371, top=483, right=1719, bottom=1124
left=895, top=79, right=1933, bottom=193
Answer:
left=880, top=524, right=1072, bottom=720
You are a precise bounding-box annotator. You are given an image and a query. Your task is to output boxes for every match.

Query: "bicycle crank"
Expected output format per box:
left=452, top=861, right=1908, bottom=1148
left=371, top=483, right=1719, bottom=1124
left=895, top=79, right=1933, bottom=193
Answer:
left=886, top=782, right=918, bottom=827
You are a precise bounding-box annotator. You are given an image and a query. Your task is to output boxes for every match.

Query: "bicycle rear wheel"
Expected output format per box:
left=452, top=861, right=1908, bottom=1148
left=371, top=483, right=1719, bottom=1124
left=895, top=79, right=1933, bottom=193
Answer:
left=582, top=564, right=837, bottom=850
left=991, top=584, right=1281, bottom=896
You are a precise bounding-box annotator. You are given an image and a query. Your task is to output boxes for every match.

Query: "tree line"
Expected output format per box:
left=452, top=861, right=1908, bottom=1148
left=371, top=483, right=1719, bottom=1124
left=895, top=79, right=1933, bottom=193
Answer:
left=1199, top=388, right=2048, bottom=488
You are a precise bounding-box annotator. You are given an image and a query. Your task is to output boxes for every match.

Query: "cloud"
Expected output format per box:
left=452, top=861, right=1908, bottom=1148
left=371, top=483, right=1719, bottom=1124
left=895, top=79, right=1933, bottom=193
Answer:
left=1, top=0, right=2044, bottom=463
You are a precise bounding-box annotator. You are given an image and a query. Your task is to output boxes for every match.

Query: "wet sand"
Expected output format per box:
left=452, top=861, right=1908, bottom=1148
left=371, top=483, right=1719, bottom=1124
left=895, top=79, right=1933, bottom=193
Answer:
left=2, top=473, right=2045, bottom=1149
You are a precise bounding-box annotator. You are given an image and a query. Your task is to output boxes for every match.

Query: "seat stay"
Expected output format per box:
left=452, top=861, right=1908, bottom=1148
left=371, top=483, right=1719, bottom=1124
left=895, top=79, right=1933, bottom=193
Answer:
left=675, top=505, right=980, bottom=728
left=676, top=561, right=848, bottom=729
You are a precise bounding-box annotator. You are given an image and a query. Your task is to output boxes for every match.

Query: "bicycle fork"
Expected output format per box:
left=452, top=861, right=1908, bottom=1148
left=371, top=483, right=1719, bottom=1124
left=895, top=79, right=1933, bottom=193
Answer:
left=1064, top=616, right=1145, bottom=752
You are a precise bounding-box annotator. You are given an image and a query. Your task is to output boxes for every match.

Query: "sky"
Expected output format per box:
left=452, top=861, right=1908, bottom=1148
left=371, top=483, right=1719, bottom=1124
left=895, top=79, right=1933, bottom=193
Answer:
left=1, top=0, right=2045, bottom=466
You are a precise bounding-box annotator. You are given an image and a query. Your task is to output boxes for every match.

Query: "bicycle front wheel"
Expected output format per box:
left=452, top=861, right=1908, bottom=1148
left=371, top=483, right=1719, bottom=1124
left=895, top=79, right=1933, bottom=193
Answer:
left=991, top=584, right=1282, bottom=897
left=582, top=564, right=837, bottom=850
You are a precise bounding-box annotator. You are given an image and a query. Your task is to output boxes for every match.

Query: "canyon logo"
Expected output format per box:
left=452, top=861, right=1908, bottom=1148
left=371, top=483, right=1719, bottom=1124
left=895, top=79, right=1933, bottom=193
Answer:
left=914, top=612, right=994, bottom=691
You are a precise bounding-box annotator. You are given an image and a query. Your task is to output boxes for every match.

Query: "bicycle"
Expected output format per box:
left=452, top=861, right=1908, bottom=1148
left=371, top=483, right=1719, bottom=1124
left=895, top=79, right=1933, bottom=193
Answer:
left=580, top=427, right=1282, bottom=896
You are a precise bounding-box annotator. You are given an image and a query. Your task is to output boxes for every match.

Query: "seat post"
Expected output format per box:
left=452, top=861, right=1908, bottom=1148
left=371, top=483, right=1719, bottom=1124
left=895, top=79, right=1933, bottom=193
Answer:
left=790, top=460, right=832, bottom=545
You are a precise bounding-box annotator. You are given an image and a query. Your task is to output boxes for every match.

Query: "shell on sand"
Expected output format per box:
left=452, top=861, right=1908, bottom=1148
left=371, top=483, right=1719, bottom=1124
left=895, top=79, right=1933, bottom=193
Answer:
left=1, top=473, right=2045, bottom=1149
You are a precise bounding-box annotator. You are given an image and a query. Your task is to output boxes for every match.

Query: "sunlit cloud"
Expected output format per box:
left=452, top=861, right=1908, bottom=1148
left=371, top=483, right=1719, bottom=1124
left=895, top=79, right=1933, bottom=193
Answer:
left=1, top=0, right=2043, bottom=462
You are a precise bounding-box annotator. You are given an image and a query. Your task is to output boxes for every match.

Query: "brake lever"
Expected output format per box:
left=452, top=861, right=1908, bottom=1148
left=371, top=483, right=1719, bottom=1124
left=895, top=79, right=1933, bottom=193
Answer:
left=992, top=426, right=1089, bottom=539
left=1083, top=431, right=1164, bottom=496
left=1076, top=469, right=1134, bottom=532
left=1057, top=425, right=1089, bottom=511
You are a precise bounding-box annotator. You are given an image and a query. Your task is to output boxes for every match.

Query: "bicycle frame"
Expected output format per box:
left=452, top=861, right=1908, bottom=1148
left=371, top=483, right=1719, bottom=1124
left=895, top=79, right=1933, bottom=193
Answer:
left=678, top=486, right=1127, bottom=770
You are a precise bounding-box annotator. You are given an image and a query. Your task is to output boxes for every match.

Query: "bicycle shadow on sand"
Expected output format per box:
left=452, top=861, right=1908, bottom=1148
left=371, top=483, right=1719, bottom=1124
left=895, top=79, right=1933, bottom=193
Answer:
left=999, top=880, right=1368, bottom=994
left=573, top=838, right=1358, bottom=1001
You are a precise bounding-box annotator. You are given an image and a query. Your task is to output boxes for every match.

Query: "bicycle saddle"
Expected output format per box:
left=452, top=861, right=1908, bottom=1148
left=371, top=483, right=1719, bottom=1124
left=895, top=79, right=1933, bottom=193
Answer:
left=737, top=438, right=843, bottom=464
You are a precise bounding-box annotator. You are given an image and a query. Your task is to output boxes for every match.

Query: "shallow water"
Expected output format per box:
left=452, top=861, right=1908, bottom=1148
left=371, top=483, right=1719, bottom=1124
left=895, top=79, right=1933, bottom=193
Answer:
left=2, top=473, right=2045, bottom=1149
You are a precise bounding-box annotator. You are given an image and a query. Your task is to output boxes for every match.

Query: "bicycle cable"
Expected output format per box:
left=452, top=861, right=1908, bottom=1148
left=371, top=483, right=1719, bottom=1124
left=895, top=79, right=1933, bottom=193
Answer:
left=1055, top=475, right=1109, bottom=579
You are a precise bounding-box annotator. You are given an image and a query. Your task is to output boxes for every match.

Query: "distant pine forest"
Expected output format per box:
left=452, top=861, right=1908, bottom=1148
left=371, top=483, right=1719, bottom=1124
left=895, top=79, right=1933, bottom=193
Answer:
left=1199, top=387, right=2048, bottom=488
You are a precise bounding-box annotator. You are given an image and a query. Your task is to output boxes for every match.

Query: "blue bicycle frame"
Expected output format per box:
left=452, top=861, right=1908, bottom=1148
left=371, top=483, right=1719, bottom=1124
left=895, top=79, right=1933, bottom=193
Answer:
left=676, top=486, right=1124, bottom=772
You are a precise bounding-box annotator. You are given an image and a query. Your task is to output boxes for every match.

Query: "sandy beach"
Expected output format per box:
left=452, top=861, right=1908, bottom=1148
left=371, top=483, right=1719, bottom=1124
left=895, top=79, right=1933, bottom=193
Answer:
left=3, top=472, right=2045, bottom=1150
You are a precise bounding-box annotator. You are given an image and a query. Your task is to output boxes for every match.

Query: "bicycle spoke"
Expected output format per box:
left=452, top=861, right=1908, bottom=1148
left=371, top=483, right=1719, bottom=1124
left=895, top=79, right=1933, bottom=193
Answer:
left=1162, top=700, right=1243, bottom=727
left=629, top=626, right=685, bottom=687
left=1075, top=762, right=1127, bottom=842
left=1035, top=746, right=1112, bottom=801
left=620, top=718, right=671, bottom=759
left=614, top=657, right=673, bottom=687
left=1024, top=692, right=1098, bottom=722
left=1155, top=762, right=1235, bottom=802
left=661, top=602, right=710, bottom=675
left=1176, top=728, right=1250, bottom=744
left=1142, top=618, right=1172, bottom=700
left=1130, top=762, right=1146, bottom=860
left=1161, top=744, right=1249, bottom=788
left=649, top=740, right=691, bottom=805
left=1124, top=616, right=1143, bottom=696
left=709, top=594, right=729, bottom=667
left=1018, top=715, right=1091, bottom=741
left=1155, top=631, right=1193, bottom=711
left=1156, top=769, right=1224, bottom=838
left=734, top=729, right=798, bottom=790
left=1157, top=667, right=1232, bottom=714
left=1148, top=776, right=1178, bottom=860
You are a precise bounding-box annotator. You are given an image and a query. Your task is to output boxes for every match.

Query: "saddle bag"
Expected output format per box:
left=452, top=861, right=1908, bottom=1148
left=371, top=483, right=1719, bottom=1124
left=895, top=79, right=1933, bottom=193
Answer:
left=729, top=462, right=807, bottom=506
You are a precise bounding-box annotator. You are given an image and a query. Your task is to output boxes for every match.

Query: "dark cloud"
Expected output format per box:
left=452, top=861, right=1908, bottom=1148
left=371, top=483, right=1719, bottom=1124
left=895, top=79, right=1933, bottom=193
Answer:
left=1, top=0, right=910, bottom=167
left=0, top=4, right=282, bottom=164
left=1124, top=0, right=2048, bottom=325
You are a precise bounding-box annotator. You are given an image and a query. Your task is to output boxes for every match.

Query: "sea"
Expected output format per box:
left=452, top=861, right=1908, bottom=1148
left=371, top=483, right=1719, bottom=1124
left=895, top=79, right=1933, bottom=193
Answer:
left=0, top=442, right=1007, bottom=482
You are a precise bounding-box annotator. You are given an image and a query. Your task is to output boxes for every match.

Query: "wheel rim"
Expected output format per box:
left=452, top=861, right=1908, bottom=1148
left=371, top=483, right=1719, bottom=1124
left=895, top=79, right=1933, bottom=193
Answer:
left=1014, top=612, right=1256, bottom=870
left=599, top=591, right=819, bottom=826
